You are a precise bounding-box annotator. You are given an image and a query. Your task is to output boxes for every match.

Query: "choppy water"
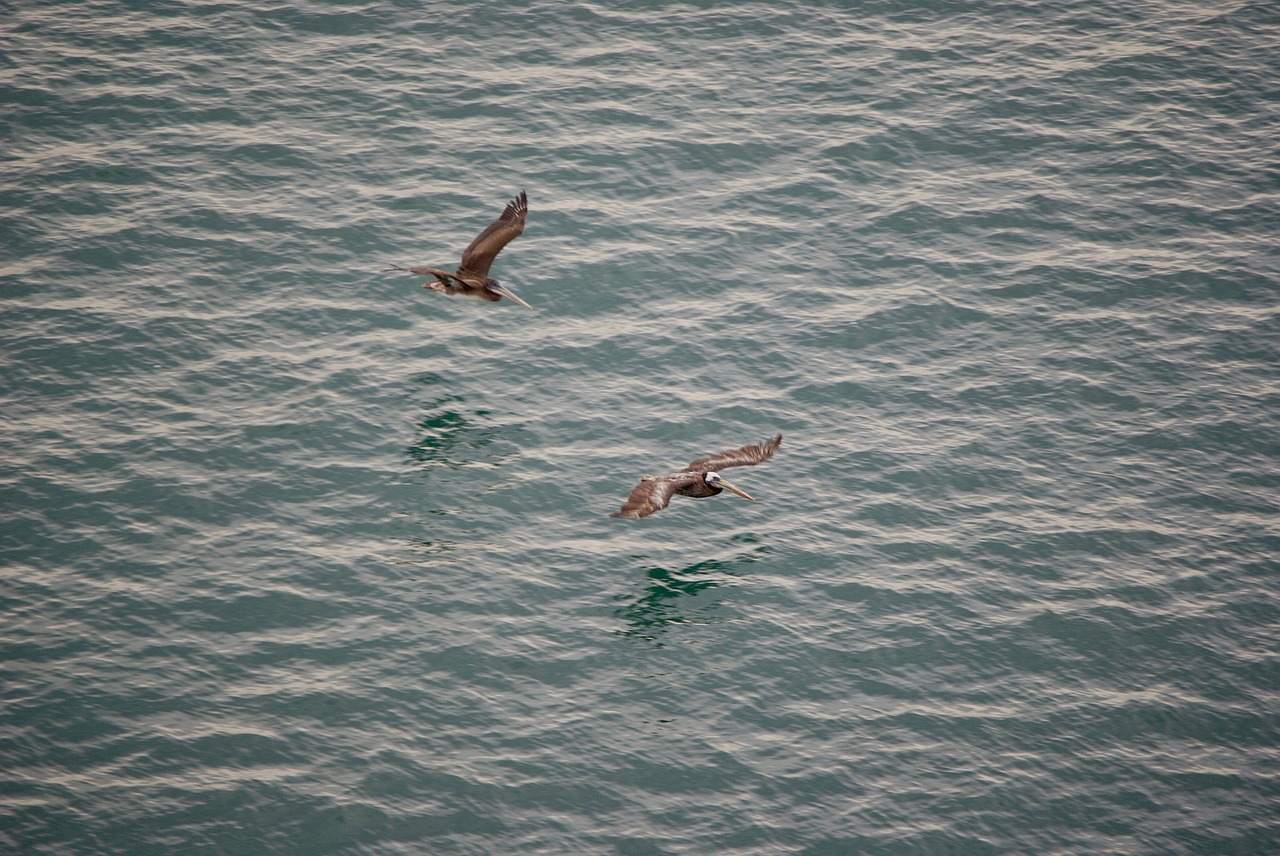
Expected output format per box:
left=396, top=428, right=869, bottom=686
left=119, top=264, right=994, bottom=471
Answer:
left=3, top=1, right=1278, bottom=853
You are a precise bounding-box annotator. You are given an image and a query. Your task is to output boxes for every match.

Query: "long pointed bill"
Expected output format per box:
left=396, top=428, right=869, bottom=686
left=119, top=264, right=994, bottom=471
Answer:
left=491, top=283, right=534, bottom=310
left=717, top=478, right=755, bottom=502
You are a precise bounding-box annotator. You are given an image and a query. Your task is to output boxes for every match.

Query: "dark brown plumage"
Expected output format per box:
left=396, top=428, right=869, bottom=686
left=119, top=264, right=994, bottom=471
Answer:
left=384, top=191, right=532, bottom=309
left=611, top=434, right=782, bottom=519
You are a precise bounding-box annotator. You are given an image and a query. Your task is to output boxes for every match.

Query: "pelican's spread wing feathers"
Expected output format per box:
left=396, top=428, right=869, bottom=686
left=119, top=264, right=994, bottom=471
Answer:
left=610, top=476, right=683, bottom=519
left=681, top=434, right=782, bottom=473
left=386, top=266, right=471, bottom=287
left=458, top=190, right=527, bottom=279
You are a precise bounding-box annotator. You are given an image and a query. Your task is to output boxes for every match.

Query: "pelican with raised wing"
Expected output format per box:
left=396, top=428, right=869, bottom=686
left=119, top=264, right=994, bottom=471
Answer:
left=384, top=190, right=533, bottom=309
left=611, top=434, right=782, bottom=519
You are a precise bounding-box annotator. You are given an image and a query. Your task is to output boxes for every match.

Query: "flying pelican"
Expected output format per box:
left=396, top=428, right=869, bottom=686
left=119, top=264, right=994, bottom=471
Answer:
left=384, top=190, right=533, bottom=309
left=611, top=434, right=782, bottom=519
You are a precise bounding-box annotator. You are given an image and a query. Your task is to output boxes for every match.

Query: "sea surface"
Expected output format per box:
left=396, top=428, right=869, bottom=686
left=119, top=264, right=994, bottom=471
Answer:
left=2, top=1, right=1277, bottom=853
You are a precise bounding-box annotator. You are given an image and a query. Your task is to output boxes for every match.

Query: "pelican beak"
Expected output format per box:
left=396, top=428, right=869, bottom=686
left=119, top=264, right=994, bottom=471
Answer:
left=490, top=283, right=534, bottom=310
left=717, top=478, right=755, bottom=502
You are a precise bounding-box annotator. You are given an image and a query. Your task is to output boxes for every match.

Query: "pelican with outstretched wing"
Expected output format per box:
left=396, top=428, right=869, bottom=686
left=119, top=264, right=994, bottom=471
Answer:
left=384, top=190, right=533, bottom=309
left=611, top=435, right=782, bottom=519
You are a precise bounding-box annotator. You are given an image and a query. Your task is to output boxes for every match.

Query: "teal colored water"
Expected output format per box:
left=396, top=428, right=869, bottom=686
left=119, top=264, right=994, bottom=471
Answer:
left=3, top=1, right=1277, bottom=853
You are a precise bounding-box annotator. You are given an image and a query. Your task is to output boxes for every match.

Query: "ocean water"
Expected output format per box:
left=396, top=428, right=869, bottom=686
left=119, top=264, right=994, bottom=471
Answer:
left=2, top=0, right=1277, bottom=853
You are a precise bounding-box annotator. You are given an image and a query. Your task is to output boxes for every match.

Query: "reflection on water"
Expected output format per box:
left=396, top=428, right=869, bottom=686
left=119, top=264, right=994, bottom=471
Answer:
left=400, top=536, right=457, bottom=557
left=393, top=374, right=530, bottom=565
left=405, top=396, right=495, bottom=466
left=381, top=535, right=461, bottom=582
left=402, top=372, right=503, bottom=473
left=614, top=542, right=770, bottom=645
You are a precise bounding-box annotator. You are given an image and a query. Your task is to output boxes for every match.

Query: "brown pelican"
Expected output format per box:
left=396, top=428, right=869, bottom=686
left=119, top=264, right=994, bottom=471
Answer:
left=611, top=434, right=782, bottom=519
left=384, top=190, right=533, bottom=309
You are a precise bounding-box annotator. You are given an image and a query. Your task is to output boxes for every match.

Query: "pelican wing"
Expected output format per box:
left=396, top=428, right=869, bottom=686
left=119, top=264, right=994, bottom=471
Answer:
left=681, top=434, right=782, bottom=473
left=458, top=190, right=527, bottom=279
left=610, top=476, right=682, bottom=519
left=385, top=266, right=472, bottom=287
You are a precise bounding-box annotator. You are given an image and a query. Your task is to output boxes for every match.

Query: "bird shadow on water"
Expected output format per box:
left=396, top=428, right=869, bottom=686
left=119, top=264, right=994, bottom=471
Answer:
left=401, top=379, right=504, bottom=473
left=612, top=537, right=771, bottom=647
left=389, top=373, right=521, bottom=561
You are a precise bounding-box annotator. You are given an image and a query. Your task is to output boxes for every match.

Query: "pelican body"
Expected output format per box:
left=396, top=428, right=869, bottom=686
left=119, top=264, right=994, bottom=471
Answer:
left=611, top=435, right=782, bottom=519
left=385, top=191, right=532, bottom=309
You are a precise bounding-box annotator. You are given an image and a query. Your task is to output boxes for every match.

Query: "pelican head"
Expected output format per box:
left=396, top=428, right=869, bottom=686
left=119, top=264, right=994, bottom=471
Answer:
left=705, top=471, right=754, bottom=501
left=487, top=281, right=534, bottom=310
